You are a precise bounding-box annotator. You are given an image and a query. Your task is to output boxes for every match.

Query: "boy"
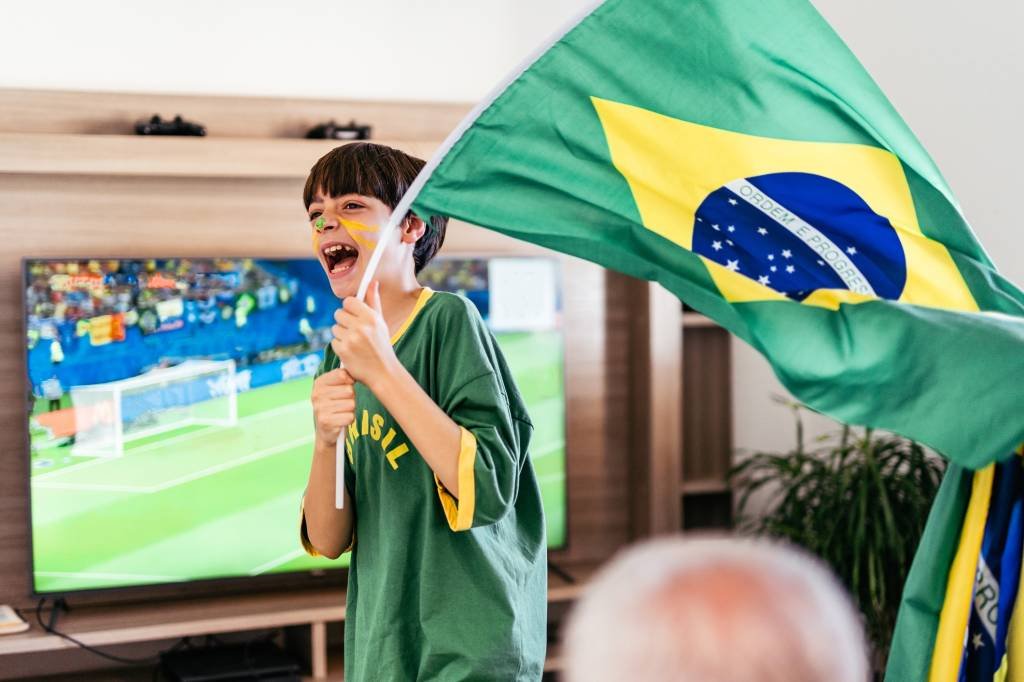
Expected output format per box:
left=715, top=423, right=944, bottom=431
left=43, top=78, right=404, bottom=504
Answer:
left=298, top=142, right=547, bottom=681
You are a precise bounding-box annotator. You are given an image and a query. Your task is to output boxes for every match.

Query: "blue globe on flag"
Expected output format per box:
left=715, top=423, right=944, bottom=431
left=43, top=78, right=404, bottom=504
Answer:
left=691, top=172, right=908, bottom=302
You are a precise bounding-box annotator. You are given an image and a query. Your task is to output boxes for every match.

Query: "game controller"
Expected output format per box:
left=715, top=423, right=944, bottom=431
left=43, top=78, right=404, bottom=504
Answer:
left=135, top=115, right=207, bottom=136
left=305, top=119, right=372, bottom=140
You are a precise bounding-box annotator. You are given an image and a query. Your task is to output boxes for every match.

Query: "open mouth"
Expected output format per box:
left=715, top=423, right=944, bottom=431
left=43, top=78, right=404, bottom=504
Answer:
left=322, top=242, right=359, bottom=276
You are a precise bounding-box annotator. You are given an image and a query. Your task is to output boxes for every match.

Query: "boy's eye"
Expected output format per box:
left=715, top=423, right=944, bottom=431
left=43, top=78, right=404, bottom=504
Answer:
left=343, top=202, right=362, bottom=210
left=308, top=211, right=322, bottom=221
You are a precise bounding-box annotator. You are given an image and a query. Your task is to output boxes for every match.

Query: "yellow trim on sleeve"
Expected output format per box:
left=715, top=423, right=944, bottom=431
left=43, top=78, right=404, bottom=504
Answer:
left=299, top=494, right=321, bottom=557
left=927, top=463, right=995, bottom=682
left=389, top=287, right=434, bottom=345
left=299, top=491, right=355, bottom=558
left=434, top=426, right=477, bottom=532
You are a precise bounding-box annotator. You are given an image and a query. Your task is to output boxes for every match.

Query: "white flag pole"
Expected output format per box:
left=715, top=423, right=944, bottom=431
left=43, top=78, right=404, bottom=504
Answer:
left=333, top=209, right=402, bottom=509
left=332, top=142, right=450, bottom=509
left=332, top=1, right=602, bottom=507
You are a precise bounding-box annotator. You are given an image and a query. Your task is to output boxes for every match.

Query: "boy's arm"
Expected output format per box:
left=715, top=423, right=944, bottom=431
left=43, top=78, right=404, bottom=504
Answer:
left=301, top=435, right=355, bottom=559
left=337, top=284, right=526, bottom=530
left=371, top=362, right=463, bottom=496
left=301, top=367, right=356, bottom=559
left=334, top=285, right=462, bottom=495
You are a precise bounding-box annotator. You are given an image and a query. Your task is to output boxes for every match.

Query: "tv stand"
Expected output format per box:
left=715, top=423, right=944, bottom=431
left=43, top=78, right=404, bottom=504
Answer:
left=548, top=560, right=576, bottom=584
left=45, top=597, right=70, bottom=632
left=0, top=564, right=596, bottom=680
left=160, top=640, right=301, bottom=681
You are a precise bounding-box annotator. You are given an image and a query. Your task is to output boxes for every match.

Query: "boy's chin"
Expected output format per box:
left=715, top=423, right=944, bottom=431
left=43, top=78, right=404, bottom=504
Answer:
left=328, top=279, right=357, bottom=300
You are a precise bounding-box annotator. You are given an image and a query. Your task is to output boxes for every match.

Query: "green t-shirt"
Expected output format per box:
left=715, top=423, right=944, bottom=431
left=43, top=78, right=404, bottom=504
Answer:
left=303, top=289, right=548, bottom=681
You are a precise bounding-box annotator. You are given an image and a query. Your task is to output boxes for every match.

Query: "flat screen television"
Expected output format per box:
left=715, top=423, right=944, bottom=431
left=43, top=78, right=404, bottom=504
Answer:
left=24, top=256, right=566, bottom=596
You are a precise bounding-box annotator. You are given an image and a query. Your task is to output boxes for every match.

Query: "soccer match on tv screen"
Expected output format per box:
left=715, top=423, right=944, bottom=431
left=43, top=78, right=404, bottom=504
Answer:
left=24, top=256, right=565, bottom=595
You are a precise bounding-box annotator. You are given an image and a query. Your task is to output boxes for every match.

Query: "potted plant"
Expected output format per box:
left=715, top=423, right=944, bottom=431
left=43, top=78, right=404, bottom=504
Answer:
left=729, top=398, right=946, bottom=669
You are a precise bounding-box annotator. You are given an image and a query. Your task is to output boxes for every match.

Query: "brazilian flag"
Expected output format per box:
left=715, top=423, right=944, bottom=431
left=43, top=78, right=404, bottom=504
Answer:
left=893, top=452, right=1024, bottom=681
left=406, top=0, right=1024, bottom=468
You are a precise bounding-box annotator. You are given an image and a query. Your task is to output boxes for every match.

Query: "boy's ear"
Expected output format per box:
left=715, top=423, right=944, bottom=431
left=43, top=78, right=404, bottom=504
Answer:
left=399, top=214, right=427, bottom=244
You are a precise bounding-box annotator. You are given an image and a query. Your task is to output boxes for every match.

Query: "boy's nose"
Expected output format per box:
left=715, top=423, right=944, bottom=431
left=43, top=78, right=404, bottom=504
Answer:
left=315, top=216, right=340, bottom=233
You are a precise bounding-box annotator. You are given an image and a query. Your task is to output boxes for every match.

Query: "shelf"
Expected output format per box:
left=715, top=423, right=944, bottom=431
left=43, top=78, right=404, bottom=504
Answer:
left=0, top=587, right=346, bottom=656
left=0, top=565, right=591, bottom=656
left=0, top=133, right=440, bottom=179
left=3, top=564, right=597, bottom=681
left=680, top=478, right=730, bottom=495
left=681, top=312, right=719, bottom=328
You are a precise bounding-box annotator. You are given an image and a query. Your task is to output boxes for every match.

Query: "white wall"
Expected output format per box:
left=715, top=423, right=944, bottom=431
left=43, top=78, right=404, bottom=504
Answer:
left=0, top=0, right=587, bottom=103
left=1, top=0, right=1019, bottom=455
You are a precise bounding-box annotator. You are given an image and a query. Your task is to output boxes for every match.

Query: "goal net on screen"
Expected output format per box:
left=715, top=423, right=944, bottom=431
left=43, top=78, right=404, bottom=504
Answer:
left=70, top=359, right=238, bottom=458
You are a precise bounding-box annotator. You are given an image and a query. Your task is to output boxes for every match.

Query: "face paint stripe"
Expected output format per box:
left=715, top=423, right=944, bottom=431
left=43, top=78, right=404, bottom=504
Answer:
left=352, top=234, right=378, bottom=250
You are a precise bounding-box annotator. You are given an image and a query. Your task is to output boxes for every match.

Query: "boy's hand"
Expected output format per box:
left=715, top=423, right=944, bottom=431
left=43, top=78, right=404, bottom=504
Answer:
left=333, top=281, right=399, bottom=391
left=311, top=368, right=356, bottom=446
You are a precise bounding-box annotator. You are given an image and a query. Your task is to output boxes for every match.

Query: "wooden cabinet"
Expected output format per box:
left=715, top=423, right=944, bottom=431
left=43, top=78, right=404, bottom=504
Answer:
left=680, top=308, right=733, bottom=531
left=613, top=278, right=735, bottom=536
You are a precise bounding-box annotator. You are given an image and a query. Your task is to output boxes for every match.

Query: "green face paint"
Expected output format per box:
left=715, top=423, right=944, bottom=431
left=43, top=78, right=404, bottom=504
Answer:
left=314, top=217, right=326, bottom=231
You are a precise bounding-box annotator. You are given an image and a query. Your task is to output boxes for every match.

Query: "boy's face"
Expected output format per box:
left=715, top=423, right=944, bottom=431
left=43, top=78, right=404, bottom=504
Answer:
left=307, top=190, right=391, bottom=299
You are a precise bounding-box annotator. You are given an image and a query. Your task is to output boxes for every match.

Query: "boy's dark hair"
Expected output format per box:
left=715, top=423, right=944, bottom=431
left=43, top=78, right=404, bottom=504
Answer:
left=303, top=142, right=448, bottom=273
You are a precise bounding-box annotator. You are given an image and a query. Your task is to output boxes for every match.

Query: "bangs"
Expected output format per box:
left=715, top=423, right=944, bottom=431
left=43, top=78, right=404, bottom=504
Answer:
left=302, top=142, right=422, bottom=210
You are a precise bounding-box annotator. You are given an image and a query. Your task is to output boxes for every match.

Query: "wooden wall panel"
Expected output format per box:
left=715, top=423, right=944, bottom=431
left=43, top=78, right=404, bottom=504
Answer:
left=0, top=89, right=644, bottom=636
left=619, top=276, right=682, bottom=537
left=681, top=326, right=733, bottom=485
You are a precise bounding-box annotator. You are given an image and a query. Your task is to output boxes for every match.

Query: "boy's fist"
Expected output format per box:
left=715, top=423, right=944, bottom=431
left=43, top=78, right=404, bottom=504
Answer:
left=311, top=368, right=356, bottom=446
left=332, top=280, right=398, bottom=390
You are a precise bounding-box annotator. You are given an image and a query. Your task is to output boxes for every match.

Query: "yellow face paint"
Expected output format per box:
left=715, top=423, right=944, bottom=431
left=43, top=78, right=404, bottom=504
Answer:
left=310, top=217, right=380, bottom=258
left=339, top=219, right=379, bottom=249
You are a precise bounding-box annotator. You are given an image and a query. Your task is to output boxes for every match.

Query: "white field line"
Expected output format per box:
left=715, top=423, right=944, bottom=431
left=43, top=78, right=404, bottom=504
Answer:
left=33, top=434, right=314, bottom=494
left=249, top=549, right=306, bottom=576
left=32, top=402, right=309, bottom=482
left=35, top=570, right=182, bottom=582
left=148, top=435, right=314, bottom=492
left=30, top=482, right=155, bottom=493
left=531, top=440, right=564, bottom=460
left=32, top=455, right=119, bottom=482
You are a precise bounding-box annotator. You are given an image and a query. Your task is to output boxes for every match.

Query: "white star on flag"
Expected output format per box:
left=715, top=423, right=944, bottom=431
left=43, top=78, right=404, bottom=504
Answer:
left=782, top=250, right=792, bottom=259
left=758, top=275, right=771, bottom=285
left=786, top=265, right=795, bottom=274
left=972, top=633, right=984, bottom=650
left=770, top=266, right=777, bottom=272
left=712, top=241, right=722, bottom=251
left=726, top=259, right=740, bottom=272
left=757, top=227, right=768, bottom=236
left=727, top=225, right=736, bottom=232
left=817, top=260, right=825, bottom=266
left=728, top=198, right=738, bottom=205
left=847, top=246, right=858, bottom=255
left=712, top=224, right=720, bottom=230
left=768, top=254, right=775, bottom=261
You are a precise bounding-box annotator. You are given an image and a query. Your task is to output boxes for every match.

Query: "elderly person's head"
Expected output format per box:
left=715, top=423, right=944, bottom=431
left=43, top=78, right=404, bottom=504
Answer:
left=564, top=536, right=868, bottom=682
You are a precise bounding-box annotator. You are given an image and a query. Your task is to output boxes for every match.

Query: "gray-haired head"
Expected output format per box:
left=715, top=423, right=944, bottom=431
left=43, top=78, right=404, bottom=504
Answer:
left=564, top=536, right=868, bottom=682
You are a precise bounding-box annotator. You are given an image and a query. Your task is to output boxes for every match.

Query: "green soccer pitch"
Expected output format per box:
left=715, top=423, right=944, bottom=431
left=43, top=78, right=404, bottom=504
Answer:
left=28, top=331, right=565, bottom=594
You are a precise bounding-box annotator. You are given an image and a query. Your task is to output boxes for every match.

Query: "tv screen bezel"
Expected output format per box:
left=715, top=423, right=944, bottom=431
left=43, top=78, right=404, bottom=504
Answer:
left=21, top=254, right=570, bottom=602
